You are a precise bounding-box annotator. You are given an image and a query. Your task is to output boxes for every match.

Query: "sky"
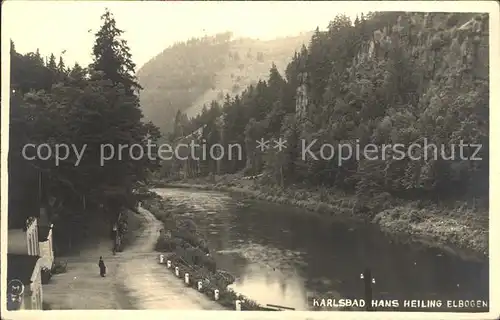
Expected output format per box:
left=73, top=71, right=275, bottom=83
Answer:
left=3, top=1, right=368, bottom=69
left=3, top=1, right=494, bottom=70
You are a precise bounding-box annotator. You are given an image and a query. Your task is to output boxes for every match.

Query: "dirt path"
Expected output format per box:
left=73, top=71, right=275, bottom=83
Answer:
left=116, top=207, right=224, bottom=309
left=43, top=208, right=224, bottom=310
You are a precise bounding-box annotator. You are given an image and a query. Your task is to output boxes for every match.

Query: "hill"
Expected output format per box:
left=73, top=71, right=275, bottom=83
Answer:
left=156, top=11, right=489, bottom=257
left=164, top=11, right=489, bottom=211
left=136, top=32, right=313, bottom=135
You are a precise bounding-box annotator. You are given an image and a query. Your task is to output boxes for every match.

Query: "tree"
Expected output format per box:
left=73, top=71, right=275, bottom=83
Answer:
left=91, top=8, right=142, bottom=95
left=57, top=56, right=67, bottom=75
left=47, top=53, right=57, bottom=71
left=88, top=8, right=160, bottom=216
left=8, top=8, right=162, bottom=250
left=169, top=12, right=488, bottom=212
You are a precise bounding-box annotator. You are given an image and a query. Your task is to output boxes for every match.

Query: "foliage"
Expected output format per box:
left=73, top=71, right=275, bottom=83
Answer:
left=9, top=9, right=160, bottom=247
left=145, top=196, right=277, bottom=311
left=41, top=267, right=52, bottom=284
left=51, top=260, right=67, bottom=274
left=163, top=12, right=488, bottom=212
left=164, top=255, right=270, bottom=310
left=143, top=198, right=213, bottom=270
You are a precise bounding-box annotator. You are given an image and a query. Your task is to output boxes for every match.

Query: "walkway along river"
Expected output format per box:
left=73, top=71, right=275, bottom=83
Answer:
left=154, top=188, right=489, bottom=312
left=43, top=207, right=223, bottom=310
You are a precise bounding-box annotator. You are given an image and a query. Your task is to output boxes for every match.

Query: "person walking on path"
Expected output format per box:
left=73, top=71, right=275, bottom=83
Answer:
left=98, top=256, right=106, bottom=277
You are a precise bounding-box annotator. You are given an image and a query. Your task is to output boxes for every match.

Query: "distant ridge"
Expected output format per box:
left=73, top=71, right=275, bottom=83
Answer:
left=137, top=31, right=313, bottom=135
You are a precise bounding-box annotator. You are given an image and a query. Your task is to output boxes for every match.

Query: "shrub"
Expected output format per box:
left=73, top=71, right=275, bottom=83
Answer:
left=174, top=244, right=216, bottom=272
left=446, top=14, right=460, bottom=27
left=155, top=236, right=178, bottom=252
left=51, top=260, right=67, bottom=274
left=146, top=195, right=281, bottom=311
left=172, top=229, right=209, bottom=252
left=369, top=192, right=393, bottom=214
left=41, top=267, right=52, bottom=284
left=166, top=258, right=269, bottom=310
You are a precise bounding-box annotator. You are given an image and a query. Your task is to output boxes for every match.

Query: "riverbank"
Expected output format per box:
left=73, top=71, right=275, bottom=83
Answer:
left=153, top=173, right=488, bottom=261
left=142, top=196, right=286, bottom=311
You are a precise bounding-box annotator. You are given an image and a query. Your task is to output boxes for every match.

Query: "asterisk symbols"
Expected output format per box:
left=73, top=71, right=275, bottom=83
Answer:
left=256, top=137, right=287, bottom=152
left=256, top=138, right=270, bottom=151
left=273, top=137, right=287, bottom=152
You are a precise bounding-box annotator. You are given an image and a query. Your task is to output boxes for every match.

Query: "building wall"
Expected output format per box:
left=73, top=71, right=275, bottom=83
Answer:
left=39, top=242, right=52, bottom=270
left=8, top=218, right=44, bottom=309
left=39, top=225, right=54, bottom=270
left=27, top=217, right=40, bottom=256
left=30, top=262, right=43, bottom=310
left=8, top=218, right=40, bottom=256
left=8, top=229, right=29, bottom=254
left=17, top=260, right=43, bottom=310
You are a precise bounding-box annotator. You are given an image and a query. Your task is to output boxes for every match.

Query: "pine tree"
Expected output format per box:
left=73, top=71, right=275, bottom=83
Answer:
left=57, top=56, right=66, bottom=74
left=68, top=63, right=87, bottom=83
left=166, top=12, right=488, bottom=210
left=82, top=8, right=160, bottom=217
left=91, top=8, right=142, bottom=96
left=47, top=53, right=57, bottom=71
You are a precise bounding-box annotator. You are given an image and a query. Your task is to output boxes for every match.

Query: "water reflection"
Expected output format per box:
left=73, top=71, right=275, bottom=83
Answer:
left=230, top=263, right=309, bottom=310
left=154, top=188, right=489, bottom=312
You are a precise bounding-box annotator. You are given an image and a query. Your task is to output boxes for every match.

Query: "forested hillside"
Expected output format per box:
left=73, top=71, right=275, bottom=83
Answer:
left=9, top=9, right=159, bottom=250
left=136, top=32, right=312, bottom=135
left=164, top=12, right=489, bottom=213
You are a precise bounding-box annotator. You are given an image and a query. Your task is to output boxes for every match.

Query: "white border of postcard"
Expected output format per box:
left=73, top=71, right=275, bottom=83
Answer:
left=1, top=1, right=499, bottom=320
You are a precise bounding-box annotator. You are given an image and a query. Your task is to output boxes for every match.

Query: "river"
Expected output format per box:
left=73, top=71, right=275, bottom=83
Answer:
left=154, top=188, right=489, bottom=312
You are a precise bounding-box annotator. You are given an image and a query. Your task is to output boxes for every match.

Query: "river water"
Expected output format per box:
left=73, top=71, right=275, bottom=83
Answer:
left=154, top=188, right=488, bottom=312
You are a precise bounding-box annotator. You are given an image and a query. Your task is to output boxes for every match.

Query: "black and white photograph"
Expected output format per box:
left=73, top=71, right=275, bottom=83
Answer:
left=1, top=0, right=497, bottom=317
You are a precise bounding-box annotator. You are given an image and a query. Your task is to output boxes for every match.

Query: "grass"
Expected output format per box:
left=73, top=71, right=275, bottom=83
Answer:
left=161, top=253, right=264, bottom=310
left=153, top=173, right=488, bottom=260
left=373, top=205, right=488, bottom=258
left=142, top=196, right=280, bottom=311
left=119, top=209, right=143, bottom=251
